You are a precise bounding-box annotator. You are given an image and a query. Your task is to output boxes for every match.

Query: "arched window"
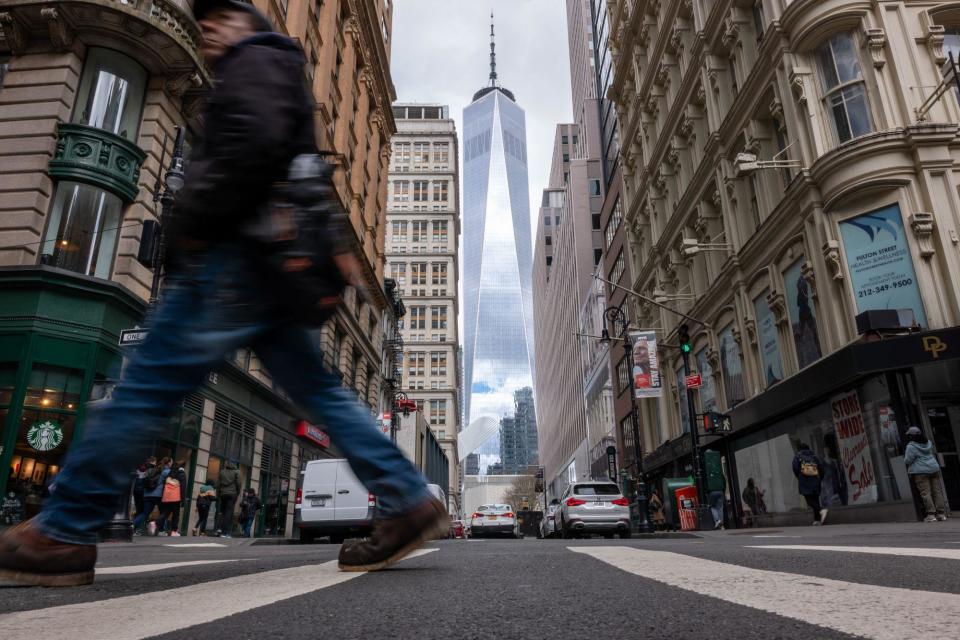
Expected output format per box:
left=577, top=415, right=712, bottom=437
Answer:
left=815, top=32, right=873, bottom=143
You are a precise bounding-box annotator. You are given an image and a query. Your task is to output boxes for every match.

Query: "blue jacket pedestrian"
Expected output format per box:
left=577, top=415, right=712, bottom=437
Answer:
left=904, top=438, right=941, bottom=475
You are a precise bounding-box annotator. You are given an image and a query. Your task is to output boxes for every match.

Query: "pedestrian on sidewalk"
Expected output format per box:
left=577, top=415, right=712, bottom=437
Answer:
left=216, top=461, right=241, bottom=538
left=158, top=460, right=187, bottom=536
left=904, top=426, right=948, bottom=522
left=240, top=489, right=261, bottom=538
left=194, top=482, right=216, bottom=536
left=0, top=0, right=444, bottom=587
left=792, top=444, right=827, bottom=525
left=648, top=490, right=666, bottom=529
left=132, top=463, right=147, bottom=520
left=133, top=457, right=166, bottom=535
left=705, top=451, right=726, bottom=530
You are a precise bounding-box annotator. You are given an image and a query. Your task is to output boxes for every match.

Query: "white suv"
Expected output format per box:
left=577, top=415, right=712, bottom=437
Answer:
left=557, top=482, right=631, bottom=539
left=469, top=504, right=518, bottom=538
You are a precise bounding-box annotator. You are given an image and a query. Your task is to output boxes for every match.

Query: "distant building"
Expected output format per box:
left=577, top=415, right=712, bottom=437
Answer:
left=465, top=453, right=481, bottom=476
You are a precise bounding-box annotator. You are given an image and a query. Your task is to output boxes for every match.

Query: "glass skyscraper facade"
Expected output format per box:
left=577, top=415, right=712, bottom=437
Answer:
left=460, top=81, right=535, bottom=469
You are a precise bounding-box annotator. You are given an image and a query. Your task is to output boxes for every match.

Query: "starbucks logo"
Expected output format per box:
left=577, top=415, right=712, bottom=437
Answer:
left=27, top=420, right=64, bottom=452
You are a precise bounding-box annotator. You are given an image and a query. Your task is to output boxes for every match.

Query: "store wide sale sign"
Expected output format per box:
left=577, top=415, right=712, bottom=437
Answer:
left=830, top=391, right=878, bottom=505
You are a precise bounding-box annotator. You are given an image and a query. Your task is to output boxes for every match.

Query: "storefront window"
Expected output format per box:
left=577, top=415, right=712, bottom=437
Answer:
left=73, top=48, right=147, bottom=139
left=732, top=375, right=909, bottom=517
left=259, top=431, right=293, bottom=536
left=695, top=347, right=717, bottom=412
left=718, top=325, right=746, bottom=408
left=676, top=365, right=689, bottom=433
left=40, top=181, right=123, bottom=278
left=754, top=290, right=784, bottom=388
left=783, top=258, right=821, bottom=369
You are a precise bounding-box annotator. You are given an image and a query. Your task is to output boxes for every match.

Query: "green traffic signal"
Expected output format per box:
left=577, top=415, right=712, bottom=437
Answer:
left=681, top=343, right=691, bottom=353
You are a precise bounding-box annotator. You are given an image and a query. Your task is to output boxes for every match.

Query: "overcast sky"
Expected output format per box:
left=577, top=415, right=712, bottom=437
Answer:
left=391, top=0, right=574, bottom=230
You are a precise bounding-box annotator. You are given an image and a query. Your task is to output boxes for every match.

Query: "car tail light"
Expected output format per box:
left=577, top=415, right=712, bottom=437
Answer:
left=471, top=512, right=483, bottom=519
left=368, top=493, right=376, bottom=507
left=501, top=512, right=514, bottom=518
left=295, top=488, right=302, bottom=506
left=566, top=497, right=586, bottom=507
left=612, top=497, right=630, bottom=506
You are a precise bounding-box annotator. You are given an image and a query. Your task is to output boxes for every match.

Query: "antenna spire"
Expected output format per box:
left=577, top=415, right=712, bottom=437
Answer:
left=489, top=12, right=498, bottom=87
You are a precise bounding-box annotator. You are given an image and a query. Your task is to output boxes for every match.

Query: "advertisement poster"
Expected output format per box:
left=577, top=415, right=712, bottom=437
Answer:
left=695, top=347, right=717, bottom=412
left=630, top=330, right=662, bottom=398
left=753, top=291, right=784, bottom=388
left=830, top=390, right=878, bottom=505
left=718, top=325, right=745, bottom=407
left=784, top=258, right=822, bottom=369
left=839, top=204, right=927, bottom=326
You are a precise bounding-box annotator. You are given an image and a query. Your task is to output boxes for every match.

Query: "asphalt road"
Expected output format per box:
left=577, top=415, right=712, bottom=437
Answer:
left=2, top=521, right=960, bottom=640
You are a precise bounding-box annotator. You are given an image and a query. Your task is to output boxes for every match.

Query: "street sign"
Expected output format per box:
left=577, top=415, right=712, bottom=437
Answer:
left=702, top=411, right=733, bottom=433
left=685, top=373, right=703, bottom=389
left=119, top=329, right=149, bottom=346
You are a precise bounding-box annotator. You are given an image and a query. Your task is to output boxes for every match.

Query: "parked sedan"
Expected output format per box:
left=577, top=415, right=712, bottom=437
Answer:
left=469, top=504, right=519, bottom=538
left=557, top=481, right=631, bottom=539
left=540, top=503, right=561, bottom=538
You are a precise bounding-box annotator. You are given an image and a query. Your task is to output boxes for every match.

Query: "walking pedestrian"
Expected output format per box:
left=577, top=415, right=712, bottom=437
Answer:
left=194, top=482, right=216, bottom=536
left=158, top=460, right=187, bottom=536
left=240, top=488, right=261, bottom=538
left=133, top=457, right=166, bottom=535
left=792, top=444, right=827, bottom=525
left=705, top=451, right=726, bottom=530
left=216, top=460, right=241, bottom=538
left=0, top=0, right=443, bottom=587
left=133, top=463, right=147, bottom=520
left=904, top=426, right=948, bottom=522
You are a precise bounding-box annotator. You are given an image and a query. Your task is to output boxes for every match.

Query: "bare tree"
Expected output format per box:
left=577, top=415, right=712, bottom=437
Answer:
left=503, top=475, right=538, bottom=512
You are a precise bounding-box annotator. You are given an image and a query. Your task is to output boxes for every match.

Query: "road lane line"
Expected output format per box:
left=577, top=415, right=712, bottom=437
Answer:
left=162, top=543, right=226, bottom=548
left=570, top=546, right=960, bottom=640
left=745, top=545, right=960, bottom=560
left=97, top=560, right=244, bottom=575
left=0, top=548, right=436, bottom=639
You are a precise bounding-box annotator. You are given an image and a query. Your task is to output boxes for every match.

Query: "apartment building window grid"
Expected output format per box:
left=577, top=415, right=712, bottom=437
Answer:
left=413, top=142, right=430, bottom=169
left=433, top=180, right=448, bottom=202
left=431, top=305, right=447, bottom=330
left=431, top=262, right=448, bottom=285
left=605, top=197, right=622, bottom=249
left=392, top=181, right=409, bottom=202
left=413, top=180, right=429, bottom=202
left=407, top=352, right=425, bottom=377
left=815, top=32, right=872, bottom=144
left=389, top=262, right=406, bottom=285
left=429, top=399, right=447, bottom=426
left=432, top=220, right=448, bottom=247
left=412, top=220, right=428, bottom=243
left=616, top=355, right=630, bottom=395
left=409, top=305, right=426, bottom=329
left=394, top=142, right=410, bottom=169
left=430, top=351, right=447, bottom=376
left=610, top=249, right=626, bottom=285
left=411, top=262, right=427, bottom=285
left=390, top=220, right=407, bottom=242
left=433, top=142, right=449, bottom=168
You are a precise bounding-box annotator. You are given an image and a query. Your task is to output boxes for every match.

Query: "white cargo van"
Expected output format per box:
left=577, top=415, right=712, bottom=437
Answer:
left=295, top=459, right=375, bottom=543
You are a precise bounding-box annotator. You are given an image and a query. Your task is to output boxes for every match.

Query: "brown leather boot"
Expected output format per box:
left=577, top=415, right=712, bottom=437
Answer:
left=338, top=498, right=448, bottom=572
left=0, top=521, right=97, bottom=587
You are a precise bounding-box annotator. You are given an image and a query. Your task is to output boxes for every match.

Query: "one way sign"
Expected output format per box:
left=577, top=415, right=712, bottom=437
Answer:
left=119, top=329, right=149, bottom=346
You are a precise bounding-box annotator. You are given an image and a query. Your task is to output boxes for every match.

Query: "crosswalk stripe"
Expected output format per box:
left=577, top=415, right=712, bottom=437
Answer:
left=570, top=546, right=960, bottom=640
left=0, top=548, right=437, bottom=639
left=162, top=543, right=226, bottom=548
left=97, top=560, right=244, bottom=575
left=745, top=545, right=960, bottom=560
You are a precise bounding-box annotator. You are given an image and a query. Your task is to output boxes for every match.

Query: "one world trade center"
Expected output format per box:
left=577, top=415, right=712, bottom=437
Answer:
left=459, top=18, right=535, bottom=471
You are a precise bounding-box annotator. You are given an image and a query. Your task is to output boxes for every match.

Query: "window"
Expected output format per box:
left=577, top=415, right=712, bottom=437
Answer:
left=413, top=181, right=429, bottom=202
left=410, top=306, right=426, bottom=329
left=784, top=258, right=822, bottom=369
left=412, top=220, right=428, bottom=243
left=544, top=216, right=551, bottom=226
left=413, top=142, right=430, bottom=168
left=393, top=181, right=410, bottom=202
left=411, top=262, right=427, bottom=285
left=676, top=365, right=690, bottom=432
left=432, top=220, right=448, bottom=245
left=431, top=305, right=447, bottom=329
left=390, top=220, right=408, bottom=242
left=562, top=135, right=569, bottom=144
left=591, top=213, right=601, bottom=230
left=695, top=348, right=717, bottom=413
left=545, top=236, right=552, bottom=246
left=589, top=179, right=602, bottom=197
left=752, top=1, right=765, bottom=40
left=40, top=181, right=123, bottom=278
left=563, top=153, right=570, bottom=162
left=816, top=32, right=872, bottom=143
left=430, top=352, right=447, bottom=376
left=432, top=262, right=448, bottom=285
left=572, top=134, right=578, bottom=145
left=946, top=28, right=960, bottom=62
left=616, top=355, right=630, bottom=394
left=389, top=262, right=407, bottom=285
left=605, top=197, right=623, bottom=249
left=407, top=352, right=425, bottom=377
left=609, top=250, right=626, bottom=284
left=429, top=399, right=447, bottom=426
left=433, top=142, right=450, bottom=167
left=394, top=142, right=411, bottom=169
left=546, top=255, right=553, bottom=267
left=718, top=324, right=746, bottom=408
left=754, top=290, right=784, bottom=388
left=593, top=248, right=602, bottom=265
left=433, top=181, right=448, bottom=202
left=74, top=48, right=148, bottom=139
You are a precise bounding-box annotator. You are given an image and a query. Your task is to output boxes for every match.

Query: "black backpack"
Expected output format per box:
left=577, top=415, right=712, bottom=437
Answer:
left=142, top=466, right=162, bottom=492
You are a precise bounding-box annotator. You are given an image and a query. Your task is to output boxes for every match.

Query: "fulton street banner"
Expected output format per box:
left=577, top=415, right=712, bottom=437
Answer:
left=631, top=330, right=662, bottom=398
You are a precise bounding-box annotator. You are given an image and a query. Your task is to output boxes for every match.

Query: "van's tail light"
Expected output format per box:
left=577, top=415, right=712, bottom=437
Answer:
left=295, top=488, right=302, bottom=506
left=368, top=493, right=376, bottom=507
left=501, top=512, right=514, bottom=518
left=612, top=497, right=630, bottom=506
left=566, top=497, right=586, bottom=507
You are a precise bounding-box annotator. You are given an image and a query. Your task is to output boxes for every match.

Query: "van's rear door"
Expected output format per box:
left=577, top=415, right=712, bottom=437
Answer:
left=334, top=460, right=370, bottom=522
left=299, top=460, right=338, bottom=524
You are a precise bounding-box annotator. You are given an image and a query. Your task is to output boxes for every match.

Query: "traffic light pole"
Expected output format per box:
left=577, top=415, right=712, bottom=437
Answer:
left=679, top=324, right=711, bottom=529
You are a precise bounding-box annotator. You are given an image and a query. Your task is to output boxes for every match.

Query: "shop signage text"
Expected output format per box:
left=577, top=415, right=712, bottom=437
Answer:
left=922, top=335, right=947, bottom=359
left=295, top=421, right=330, bottom=448
left=119, top=329, right=149, bottom=346
left=830, top=391, right=877, bottom=505
left=684, top=373, right=703, bottom=389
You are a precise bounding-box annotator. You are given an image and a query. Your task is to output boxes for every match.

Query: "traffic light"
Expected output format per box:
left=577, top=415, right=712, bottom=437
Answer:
left=678, top=323, right=691, bottom=354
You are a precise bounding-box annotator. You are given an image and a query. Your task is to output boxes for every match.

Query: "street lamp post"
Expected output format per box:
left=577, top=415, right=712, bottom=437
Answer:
left=602, top=306, right=654, bottom=534
left=149, top=126, right=186, bottom=304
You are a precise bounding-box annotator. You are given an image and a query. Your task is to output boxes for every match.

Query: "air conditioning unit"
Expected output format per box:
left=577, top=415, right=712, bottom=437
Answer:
left=855, top=309, right=919, bottom=334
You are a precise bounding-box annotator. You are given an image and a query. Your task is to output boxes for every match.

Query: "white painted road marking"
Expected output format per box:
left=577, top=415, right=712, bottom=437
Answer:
left=570, top=546, right=960, bottom=640
left=0, top=549, right=436, bottom=639
left=97, top=560, right=244, bottom=575
left=162, top=543, right=226, bottom=548
left=751, top=535, right=801, bottom=538
left=745, top=545, right=960, bottom=560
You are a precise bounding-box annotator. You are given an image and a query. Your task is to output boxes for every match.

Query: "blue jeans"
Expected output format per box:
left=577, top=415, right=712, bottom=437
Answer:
left=242, top=515, right=255, bottom=538
left=132, top=496, right=160, bottom=532
left=709, top=490, right=725, bottom=527
left=36, top=246, right=431, bottom=545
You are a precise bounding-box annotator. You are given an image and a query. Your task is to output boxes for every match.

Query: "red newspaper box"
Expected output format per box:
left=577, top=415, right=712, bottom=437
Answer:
left=675, top=486, right=699, bottom=531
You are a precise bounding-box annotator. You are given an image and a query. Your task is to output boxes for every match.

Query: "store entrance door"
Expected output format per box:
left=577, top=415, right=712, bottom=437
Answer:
left=927, top=407, right=960, bottom=511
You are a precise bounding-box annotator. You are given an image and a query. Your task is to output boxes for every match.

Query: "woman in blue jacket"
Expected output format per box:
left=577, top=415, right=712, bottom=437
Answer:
left=904, top=426, right=947, bottom=522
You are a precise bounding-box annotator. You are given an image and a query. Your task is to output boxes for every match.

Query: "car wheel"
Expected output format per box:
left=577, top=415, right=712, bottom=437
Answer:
left=618, top=530, right=632, bottom=539
left=561, top=519, right=572, bottom=539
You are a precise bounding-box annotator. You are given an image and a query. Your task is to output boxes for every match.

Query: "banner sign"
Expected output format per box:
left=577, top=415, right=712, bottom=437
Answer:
left=631, top=330, right=662, bottom=398
left=830, top=391, right=878, bottom=505
left=295, top=421, right=330, bottom=448
left=839, top=204, right=927, bottom=326
left=684, top=373, right=702, bottom=389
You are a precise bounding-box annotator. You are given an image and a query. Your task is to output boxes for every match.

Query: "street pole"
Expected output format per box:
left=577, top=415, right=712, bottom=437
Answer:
left=681, top=348, right=709, bottom=529
left=150, top=126, right=186, bottom=305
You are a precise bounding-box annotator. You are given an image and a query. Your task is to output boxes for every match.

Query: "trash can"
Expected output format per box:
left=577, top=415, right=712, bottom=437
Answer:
left=663, top=476, right=694, bottom=529
left=675, top=485, right=699, bottom=531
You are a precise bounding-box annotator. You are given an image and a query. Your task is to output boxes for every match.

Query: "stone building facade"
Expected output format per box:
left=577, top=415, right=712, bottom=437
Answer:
left=0, top=0, right=399, bottom=537
left=606, top=0, right=960, bottom=525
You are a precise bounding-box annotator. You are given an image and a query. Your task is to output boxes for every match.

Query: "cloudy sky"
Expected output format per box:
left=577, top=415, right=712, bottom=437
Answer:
left=391, top=0, right=573, bottom=230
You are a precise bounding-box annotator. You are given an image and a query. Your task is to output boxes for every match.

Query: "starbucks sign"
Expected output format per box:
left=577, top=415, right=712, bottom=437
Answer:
left=27, top=420, right=64, bottom=452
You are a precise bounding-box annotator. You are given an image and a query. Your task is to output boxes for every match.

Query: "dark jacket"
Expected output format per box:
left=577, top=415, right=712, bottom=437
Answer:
left=167, top=32, right=316, bottom=254
left=218, top=462, right=241, bottom=498
left=240, top=494, right=261, bottom=519
left=792, top=448, right=824, bottom=496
